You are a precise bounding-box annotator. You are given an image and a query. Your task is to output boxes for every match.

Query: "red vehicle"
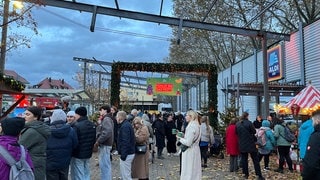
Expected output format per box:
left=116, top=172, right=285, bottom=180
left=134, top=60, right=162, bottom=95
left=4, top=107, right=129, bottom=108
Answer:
left=33, top=97, right=60, bottom=110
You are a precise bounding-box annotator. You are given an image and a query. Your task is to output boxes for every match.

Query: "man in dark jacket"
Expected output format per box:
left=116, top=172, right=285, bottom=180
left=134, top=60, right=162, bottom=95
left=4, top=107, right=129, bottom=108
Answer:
left=152, top=114, right=166, bottom=159
left=302, top=110, right=320, bottom=180
left=236, top=112, right=264, bottom=180
left=94, top=105, right=114, bottom=180
left=70, top=107, right=96, bottom=180
left=46, top=109, right=78, bottom=180
left=116, top=110, right=135, bottom=179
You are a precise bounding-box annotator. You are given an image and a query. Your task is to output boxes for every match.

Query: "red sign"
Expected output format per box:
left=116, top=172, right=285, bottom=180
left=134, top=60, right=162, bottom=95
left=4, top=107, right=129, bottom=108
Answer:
left=155, top=83, right=173, bottom=92
left=291, top=104, right=300, bottom=116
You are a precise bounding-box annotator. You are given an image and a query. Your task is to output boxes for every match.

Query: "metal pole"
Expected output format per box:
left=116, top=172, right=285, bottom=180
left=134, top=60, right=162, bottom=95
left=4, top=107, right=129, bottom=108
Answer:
left=83, top=62, right=87, bottom=89
left=262, top=32, right=270, bottom=117
left=98, top=72, right=101, bottom=103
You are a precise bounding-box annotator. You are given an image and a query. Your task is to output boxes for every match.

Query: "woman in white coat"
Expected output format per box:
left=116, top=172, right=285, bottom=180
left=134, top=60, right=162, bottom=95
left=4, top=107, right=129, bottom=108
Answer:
left=177, top=110, right=202, bottom=180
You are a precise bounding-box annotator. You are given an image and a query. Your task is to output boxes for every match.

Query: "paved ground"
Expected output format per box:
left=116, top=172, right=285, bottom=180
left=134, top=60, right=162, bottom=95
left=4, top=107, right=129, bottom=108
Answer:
left=89, top=150, right=302, bottom=180
left=89, top=149, right=234, bottom=180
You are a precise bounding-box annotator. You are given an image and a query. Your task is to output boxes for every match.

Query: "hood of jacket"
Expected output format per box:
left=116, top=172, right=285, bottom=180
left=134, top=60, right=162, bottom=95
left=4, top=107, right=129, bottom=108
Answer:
left=262, top=120, right=270, bottom=128
left=300, top=119, right=313, bottom=131
left=50, top=120, right=71, bottom=138
left=25, top=120, right=51, bottom=139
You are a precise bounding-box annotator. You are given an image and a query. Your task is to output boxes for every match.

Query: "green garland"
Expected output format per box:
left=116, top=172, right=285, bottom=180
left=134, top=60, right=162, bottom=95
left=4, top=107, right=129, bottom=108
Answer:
left=0, top=73, right=26, bottom=92
left=110, top=62, right=218, bottom=130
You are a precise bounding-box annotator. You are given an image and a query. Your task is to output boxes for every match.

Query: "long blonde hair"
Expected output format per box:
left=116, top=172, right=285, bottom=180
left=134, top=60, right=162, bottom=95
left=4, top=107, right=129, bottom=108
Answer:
left=186, top=110, right=200, bottom=124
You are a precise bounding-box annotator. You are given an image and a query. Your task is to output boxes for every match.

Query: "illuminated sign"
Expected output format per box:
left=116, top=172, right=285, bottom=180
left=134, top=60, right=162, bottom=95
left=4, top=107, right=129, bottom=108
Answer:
left=268, top=45, right=283, bottom=81
left=146, top=78, right=182, bottom=96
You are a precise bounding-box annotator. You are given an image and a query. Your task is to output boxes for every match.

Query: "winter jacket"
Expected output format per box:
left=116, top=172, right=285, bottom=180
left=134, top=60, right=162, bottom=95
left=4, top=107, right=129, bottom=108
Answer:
left=46, top=120, right=78, bottom=170
left=226, top=124, right=240, bottom=156
left=273, top=123, right=292, bottom=146
left=132, top=125, right=149, bottom=179
left=301, top=124, right=320, bottom=180
left=72, top=116, right=96, bottom=159
left=152, top=119, right=166, bottom=148
left=19, top=120, right=51, bottom=180
left=258, top=120, right=276, bottom=152
left=236, top=119, right=257, bottom=153
left=96, top=114, right=114, bottom=146
left=117, top=119, right=135, bottom=161
left=179, top=120, right=202, bottom=180
left=0, top=136, right=34, bottom=180
left=298, top=119, right=314, bottom=159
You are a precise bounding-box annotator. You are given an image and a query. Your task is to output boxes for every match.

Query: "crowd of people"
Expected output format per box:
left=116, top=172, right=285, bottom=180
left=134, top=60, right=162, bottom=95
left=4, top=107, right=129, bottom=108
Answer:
left=3, top=103, right=319, bottom=180
left=225, top=110, right=320, bottom=180
left=0, top=103, right=209, bottom=180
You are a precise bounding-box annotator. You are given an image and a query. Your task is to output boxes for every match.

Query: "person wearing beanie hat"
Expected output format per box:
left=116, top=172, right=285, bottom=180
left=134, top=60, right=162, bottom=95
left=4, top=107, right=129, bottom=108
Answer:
left=70, top=106, right=96, bottom=180
left=75, top=107, right=87, bottom=117
left=46, top=109, right=78, bottom=180
left=0, top=117, right=34, bottom=180
left=50, top=109, right=67, bottom=124
left=19, top=106, right=51, bottom=180
left=1, top=117, right=25, bottom=136
left=66, top=111, right=76, bottom=124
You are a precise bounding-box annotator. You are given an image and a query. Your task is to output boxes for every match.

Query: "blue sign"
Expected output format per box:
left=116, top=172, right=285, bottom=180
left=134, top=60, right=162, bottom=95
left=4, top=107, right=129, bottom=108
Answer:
left=268, top=45, right=282, bottom=81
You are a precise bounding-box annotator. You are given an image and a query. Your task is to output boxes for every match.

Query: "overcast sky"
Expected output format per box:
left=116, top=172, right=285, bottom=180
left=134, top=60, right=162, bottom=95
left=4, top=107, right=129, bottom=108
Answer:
left=6, top=0, right=173, bottom=88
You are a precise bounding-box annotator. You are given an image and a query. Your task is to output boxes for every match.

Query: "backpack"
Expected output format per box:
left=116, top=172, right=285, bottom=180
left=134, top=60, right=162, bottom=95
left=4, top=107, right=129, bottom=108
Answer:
left=281, top=124, right=296, bottom=143
left=256, top=129, right=267, bottom=147
left=0, top=145, right=35, bottom=180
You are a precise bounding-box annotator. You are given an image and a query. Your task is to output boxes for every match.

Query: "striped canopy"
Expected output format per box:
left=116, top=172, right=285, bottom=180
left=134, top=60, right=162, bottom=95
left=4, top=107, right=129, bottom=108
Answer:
left=285, top=85, right=320, bottom=109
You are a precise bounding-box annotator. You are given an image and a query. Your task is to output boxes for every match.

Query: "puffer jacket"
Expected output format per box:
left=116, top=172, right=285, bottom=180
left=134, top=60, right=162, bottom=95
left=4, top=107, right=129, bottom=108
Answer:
left=19, top=120, right=51, bottom=180
left=72, top=116, right=96, bottom=159
left=236, top=119, right=257, bottom=153
left=46, top=120, right=78, bottom=170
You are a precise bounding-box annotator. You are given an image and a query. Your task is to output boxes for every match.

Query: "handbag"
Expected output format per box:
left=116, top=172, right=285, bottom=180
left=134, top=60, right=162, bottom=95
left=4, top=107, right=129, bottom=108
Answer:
left=135, top=144, right=147, bottom=154
left=180, top=144, right=189, bottom=152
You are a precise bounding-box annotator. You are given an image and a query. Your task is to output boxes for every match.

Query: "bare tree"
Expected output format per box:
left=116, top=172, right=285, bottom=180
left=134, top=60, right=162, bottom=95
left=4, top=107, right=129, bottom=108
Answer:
left=170, top=0, right=320, bottom=70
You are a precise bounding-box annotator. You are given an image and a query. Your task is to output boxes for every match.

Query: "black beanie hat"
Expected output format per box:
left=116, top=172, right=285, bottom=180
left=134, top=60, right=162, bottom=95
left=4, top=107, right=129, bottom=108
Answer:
left=26, top=106, right=42, bottom=120
left=75, top=106, right=87, bottom=117
left=1, top=117, right=25, bottom=136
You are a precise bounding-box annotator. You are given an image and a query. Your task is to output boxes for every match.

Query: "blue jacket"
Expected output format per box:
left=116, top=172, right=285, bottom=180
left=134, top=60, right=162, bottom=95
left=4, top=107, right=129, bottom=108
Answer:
left=298, top=119, right=314, bottom=159
left=117, top=119, right=135, bottom=161
left=259, top=120, right=276, bottom=152
left=47, top=120, right=78, bottom=170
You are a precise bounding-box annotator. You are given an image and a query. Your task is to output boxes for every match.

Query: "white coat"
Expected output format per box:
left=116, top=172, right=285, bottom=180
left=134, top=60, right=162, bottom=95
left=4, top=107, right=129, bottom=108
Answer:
left=179, top=120, right=202, bottom=180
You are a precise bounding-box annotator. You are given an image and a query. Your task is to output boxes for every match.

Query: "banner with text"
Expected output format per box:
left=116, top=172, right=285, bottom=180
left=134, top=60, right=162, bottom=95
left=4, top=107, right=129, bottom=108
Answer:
left=146, top=78, right=183, bottom=96
left=268, top=45, right=283, bottom=81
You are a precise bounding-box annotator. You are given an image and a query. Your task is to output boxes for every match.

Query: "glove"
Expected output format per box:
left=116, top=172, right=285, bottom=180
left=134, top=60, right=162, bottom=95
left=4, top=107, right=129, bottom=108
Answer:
left=120, top=155, right=127, bottom=161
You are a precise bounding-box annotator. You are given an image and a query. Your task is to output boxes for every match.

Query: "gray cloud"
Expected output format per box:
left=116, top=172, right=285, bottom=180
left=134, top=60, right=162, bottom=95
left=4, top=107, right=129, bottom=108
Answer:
left=6, top=1, right=172, bottom=88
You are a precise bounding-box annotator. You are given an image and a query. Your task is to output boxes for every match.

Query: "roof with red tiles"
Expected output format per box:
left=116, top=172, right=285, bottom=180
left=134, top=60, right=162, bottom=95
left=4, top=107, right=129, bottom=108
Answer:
left=33, top=77, right=73, bottom=89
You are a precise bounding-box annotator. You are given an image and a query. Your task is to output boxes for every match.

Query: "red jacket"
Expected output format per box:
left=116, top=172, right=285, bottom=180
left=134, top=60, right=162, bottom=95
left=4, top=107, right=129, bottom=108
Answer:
left=226, top=124, right=240, bottom=156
